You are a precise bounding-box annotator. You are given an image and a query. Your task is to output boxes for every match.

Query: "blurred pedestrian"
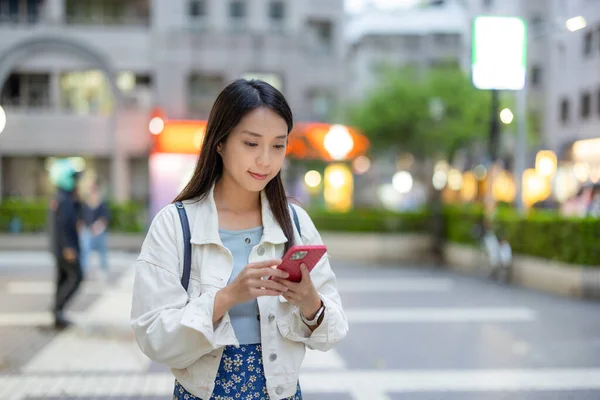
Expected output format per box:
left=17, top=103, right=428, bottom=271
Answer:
left=587, top=186, right=600, bottom=218
left=131, top=79, right=348, bottom=400
left=49, top=159, right=84, bottom=330
left=80, top=178, right=110, bottom=281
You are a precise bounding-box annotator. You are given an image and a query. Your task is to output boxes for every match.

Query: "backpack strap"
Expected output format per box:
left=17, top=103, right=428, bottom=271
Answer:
left=176, top=201, right=299, bottom=291
left=289, top=203, right=301, bottom=238
left=174, top=201, right=192, bottom=291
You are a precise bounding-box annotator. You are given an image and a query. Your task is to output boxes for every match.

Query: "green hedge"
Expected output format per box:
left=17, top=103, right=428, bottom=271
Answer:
left=0, top=198, right=146, bottom=233
left=0, top=199, right=49, bottom=233
left=309, top=208, right=431, bottom=233
left=444, top=205, right=600, bottom=266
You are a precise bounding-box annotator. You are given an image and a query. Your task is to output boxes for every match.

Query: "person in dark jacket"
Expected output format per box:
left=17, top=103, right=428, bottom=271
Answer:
left=49, top=160, right=84, bottom=329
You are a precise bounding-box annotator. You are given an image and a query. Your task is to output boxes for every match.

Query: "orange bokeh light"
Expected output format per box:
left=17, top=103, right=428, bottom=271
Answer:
left=152, top=120, right=207, bottom=154
left=151, top=116, right=369, bottom=161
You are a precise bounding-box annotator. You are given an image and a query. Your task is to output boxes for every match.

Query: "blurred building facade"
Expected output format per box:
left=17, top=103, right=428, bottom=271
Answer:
left=543, top=0, right=600, bottom=167
left=0, top=0, right=345, bottom=202
left=345, top=0, right=467, bottom=101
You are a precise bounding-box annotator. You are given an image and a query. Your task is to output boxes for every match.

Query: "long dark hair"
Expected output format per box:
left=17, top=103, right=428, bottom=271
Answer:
left=173, top=79, right=296, bottom=252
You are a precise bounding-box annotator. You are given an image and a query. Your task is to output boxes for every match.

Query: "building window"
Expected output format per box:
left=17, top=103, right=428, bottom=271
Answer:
left=189, top=0, right=206, bottom=17
left=60, top=70, right=114, bottom=115
left=242, top=72, right=283, bottom=91
left=584, top=30, right=592, bottom=56
left=269, top=0, right=284, bottom=32
left=269, top=1, right=284, bottom=20
left=229, top=0, right=246, bottom=31
left=0, top=72, right=50, bottom=108
left=188, top=74, right=223, bottom=118
left=116, top=72, right=153, bottom=108
left=560, top=98, right=569, bottom=124
left=581, top=92, right=591, bottom=119
left=230, top=0, right=245, bottom=18
left=530, top=16, right=543, bottom=36
left=306, top=19, right=333, bottom=55
left=308, top=89, right=334, bottom=122
left=0, top=0, right=42, bottom=24
left=482, top=0, right=493, bottom=9
left=530, top=65, right=542, bottom=86
left=65, top=0, right=150, bottom=26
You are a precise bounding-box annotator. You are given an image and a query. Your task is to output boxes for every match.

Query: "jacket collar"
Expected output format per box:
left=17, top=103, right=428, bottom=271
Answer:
left=190, top=184, right=288, bottom=246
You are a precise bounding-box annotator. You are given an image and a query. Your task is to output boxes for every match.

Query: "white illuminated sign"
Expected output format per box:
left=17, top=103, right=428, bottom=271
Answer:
left=472, top=16, right=527, bottom=90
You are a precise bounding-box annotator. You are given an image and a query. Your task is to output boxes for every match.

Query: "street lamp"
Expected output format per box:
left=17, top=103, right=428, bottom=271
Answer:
left=566, top=16, right=587, bottom=32
left=500, top=108, right=514, bottom=124
left=0, top=105, right=6, bottom=135
left=324, top=124, right=354, bottom=161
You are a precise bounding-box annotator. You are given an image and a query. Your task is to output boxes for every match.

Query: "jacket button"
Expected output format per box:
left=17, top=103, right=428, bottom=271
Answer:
left=276, top=386, right=284, bottom=395
left=257, top=246, right=265, bottom=256
left=269, top=353, right=277, bottom=362
left=245, top=237, right=251, bottom=244
left=268, top=314, right=275, bottom=322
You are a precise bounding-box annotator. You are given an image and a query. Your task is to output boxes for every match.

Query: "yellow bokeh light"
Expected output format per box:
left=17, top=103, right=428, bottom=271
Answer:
left=492, top=170, right=516, bottom=203
left=522, top=168, right=551, bottom=207
left=461, top=172, right=478, bottom=202
left=447, top=169, right=463, bottom=191
left=535, top=150, right=557, bottom=177
left=324, top=164, right=353, bottom=212
left=304, top=170, right=322, bottom=188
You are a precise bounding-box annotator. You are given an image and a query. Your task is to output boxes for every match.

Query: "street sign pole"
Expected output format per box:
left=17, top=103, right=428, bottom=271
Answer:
left=472, top=16, right=527, bottom=222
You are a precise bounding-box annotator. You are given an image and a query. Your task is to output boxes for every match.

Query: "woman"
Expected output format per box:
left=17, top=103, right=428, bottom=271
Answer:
left=131, top=79, right=348, bottom=400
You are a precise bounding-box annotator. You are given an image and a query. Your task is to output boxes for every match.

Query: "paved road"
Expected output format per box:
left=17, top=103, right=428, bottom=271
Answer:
left=1, top=252, right=600, bottom=399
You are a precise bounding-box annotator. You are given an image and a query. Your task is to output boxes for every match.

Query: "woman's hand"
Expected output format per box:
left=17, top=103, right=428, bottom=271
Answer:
left=221, top=259, right=290, bottom=307
left=275, top=264, right=322, bottom=320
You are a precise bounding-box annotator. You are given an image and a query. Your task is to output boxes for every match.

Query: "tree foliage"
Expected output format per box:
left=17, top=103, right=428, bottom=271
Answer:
left=348, top=66, right=493, bottom=159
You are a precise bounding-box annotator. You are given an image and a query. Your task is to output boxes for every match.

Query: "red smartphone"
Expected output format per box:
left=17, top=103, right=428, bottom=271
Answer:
left=273, top=245, right=327, bottom=283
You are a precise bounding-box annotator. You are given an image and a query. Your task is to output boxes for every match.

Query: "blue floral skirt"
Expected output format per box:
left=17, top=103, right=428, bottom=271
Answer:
left=173, top=344, right=302, bottom=400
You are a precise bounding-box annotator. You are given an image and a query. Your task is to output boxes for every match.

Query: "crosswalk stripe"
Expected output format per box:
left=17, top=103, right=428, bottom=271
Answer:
left=0, top=306, right=537, bottom=327
left=5, top=277, right=455, bottom=295
left=3, top=369, right=600, bottom=399
left=346, top=307, right=537, bottom=322
left=337, top=278, right=454, bottom=292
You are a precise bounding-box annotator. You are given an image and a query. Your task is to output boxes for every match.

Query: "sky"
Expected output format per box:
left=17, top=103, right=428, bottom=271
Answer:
left=344, top=0, right=422, bottom=14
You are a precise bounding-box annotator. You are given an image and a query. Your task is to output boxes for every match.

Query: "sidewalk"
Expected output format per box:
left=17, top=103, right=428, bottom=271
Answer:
left=0, top=233, right=144, bottom=252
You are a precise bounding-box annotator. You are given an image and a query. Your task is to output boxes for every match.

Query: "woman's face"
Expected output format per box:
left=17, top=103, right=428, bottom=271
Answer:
left=218, top=107, right=288, bottom=193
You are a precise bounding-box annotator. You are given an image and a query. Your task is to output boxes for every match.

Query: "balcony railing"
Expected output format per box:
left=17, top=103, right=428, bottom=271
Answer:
left=65, top=14, right=150, bottom=27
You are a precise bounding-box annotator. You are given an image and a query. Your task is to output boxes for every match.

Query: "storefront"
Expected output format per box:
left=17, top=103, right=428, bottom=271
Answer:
left=147, top=110, right=370, bottom=217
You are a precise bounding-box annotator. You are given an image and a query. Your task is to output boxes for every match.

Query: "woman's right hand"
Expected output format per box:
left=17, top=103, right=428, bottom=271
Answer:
left=223, top=259, right=290, bottom=306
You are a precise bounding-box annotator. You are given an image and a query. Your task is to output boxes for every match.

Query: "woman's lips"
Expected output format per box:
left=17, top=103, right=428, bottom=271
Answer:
left=249, top=172, right=268, bottom=180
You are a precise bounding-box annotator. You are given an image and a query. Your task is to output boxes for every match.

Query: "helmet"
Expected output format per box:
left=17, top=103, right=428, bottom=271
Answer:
left=49, top=159, right=80, bottom=192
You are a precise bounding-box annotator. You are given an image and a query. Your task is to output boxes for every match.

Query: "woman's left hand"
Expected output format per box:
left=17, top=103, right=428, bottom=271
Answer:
left=275, top=264, right=322, bottom=320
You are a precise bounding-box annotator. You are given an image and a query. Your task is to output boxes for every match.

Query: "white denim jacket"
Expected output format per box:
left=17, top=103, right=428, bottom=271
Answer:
left=130, top=186, right=348, bottom=400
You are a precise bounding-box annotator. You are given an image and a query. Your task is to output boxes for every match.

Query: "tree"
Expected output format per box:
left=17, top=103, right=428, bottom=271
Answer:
left=348, top=65, right=493, bottom=160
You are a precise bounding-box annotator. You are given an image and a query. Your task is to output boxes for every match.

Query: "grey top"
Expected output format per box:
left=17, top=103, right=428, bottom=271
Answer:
left=220, top=226, right=264, bottom=345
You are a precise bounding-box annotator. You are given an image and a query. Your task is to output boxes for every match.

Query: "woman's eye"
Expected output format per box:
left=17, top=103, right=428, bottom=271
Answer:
left=244, top=142, right=258, bottom=147
left=274, top=144, right=286, bottom=149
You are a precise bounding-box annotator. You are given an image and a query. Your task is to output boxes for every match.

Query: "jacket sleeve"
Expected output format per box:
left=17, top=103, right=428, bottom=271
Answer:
left=130, top=206, right=237, bottom=369
left=55, top=198, right=78, bottom=251
left=276, top=207, right=349, bottom=351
